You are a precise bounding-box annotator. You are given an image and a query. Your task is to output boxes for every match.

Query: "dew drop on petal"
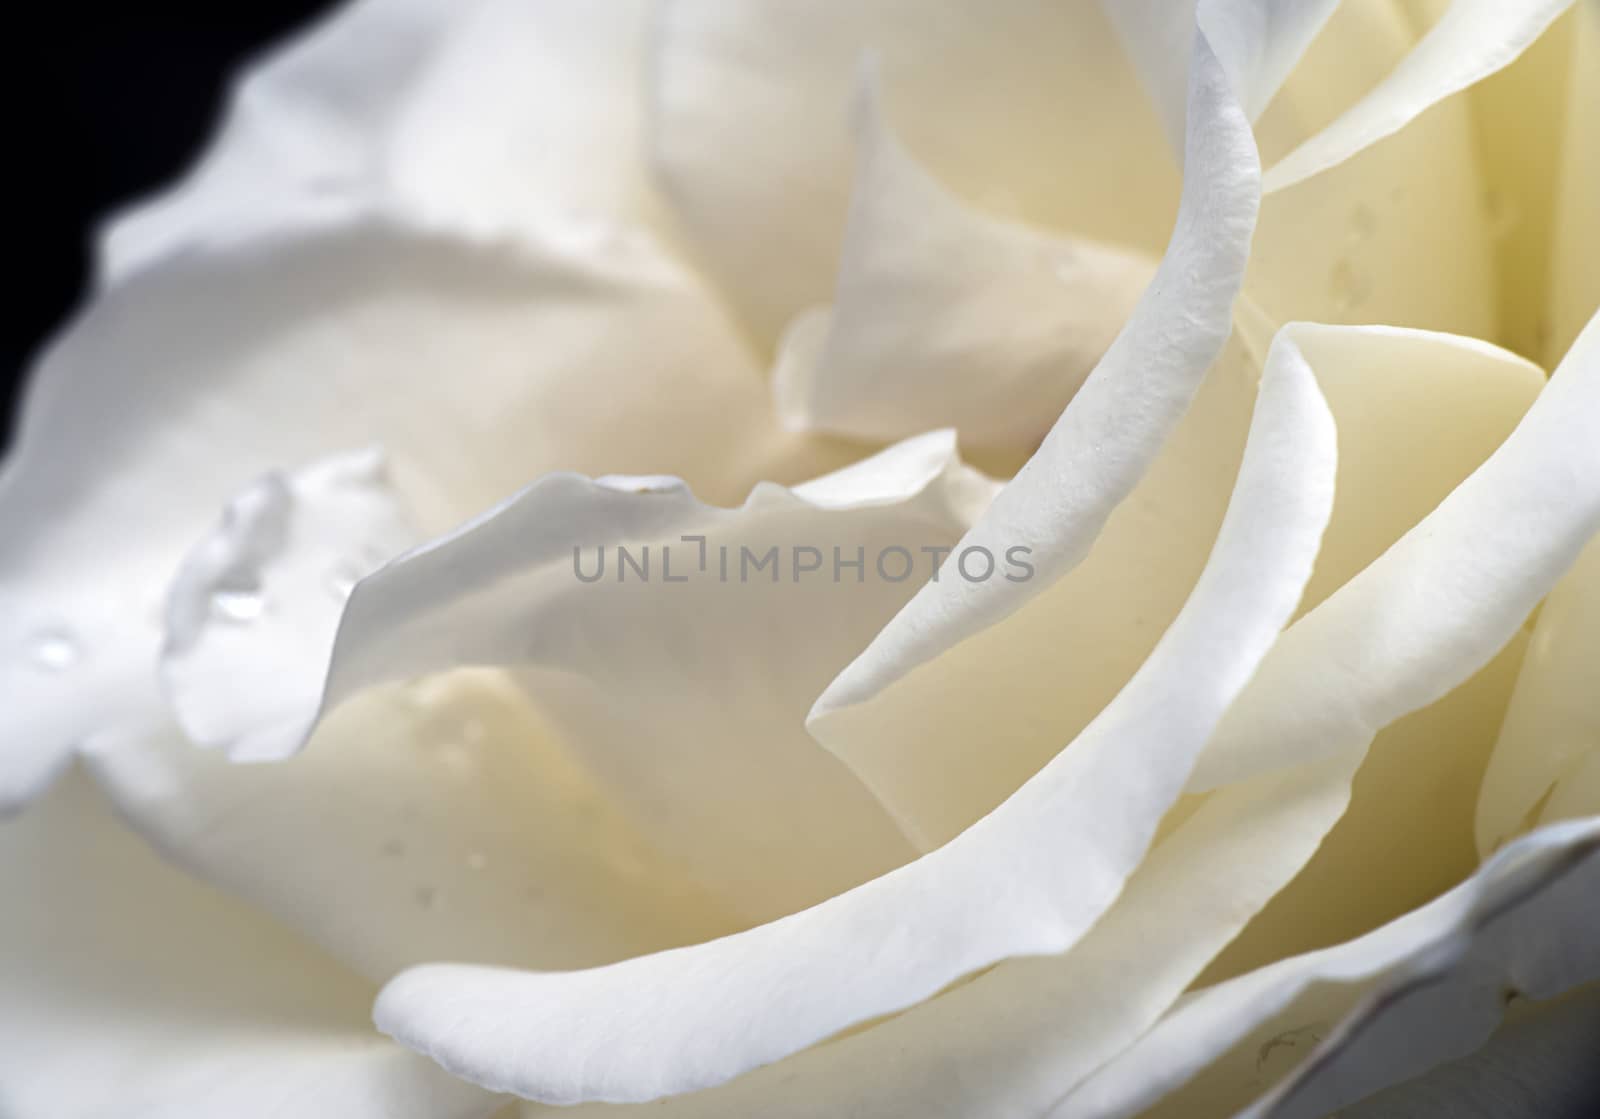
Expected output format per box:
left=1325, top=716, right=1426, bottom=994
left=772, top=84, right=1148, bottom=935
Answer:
left=325, top=563, right=362, bottom=600
left=1329, top=258, right=1373, bottom=313
left=1350, top=202, right=1378, bottom=240
left=29, top=629, right=81, bottom=672
left=213, top=587, right=265, bottom=623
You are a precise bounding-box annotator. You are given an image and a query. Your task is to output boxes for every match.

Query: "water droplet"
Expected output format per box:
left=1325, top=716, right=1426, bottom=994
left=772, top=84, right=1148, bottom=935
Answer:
left=380, top=838, right=407, bottom=858
left=325, top=564, right=361, bottom=600
left=465, top=850, right=488, bottom=872
left=213, top=586, right=265, bottom=623
left=1485, top=191, right=1521, bottom=240
left=1329, top=258, right=1373, bottom=313
left=434, top=741, right=478, bottom=778
left=29, top=629, right=81, bottom=672
left=414, top=885, right=438, bottom=910
left=1350, top=203, right=1378, bottom=240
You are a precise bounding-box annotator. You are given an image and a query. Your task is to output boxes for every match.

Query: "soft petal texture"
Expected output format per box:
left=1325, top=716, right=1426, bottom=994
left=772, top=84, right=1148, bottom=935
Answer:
left=1106, top=0, right=1499, bottom=339
left=1189, top=317, right=1600, bottom=791
left=161, top=447, right=422, bottom=762
left=0, top=210, right=823, bottom=813
left=372, top=275, right=1338, bottom=1103
left=1098, top=0, right=1341, bottom=138
left=381, top=0, right=665, bottom=238
left=1447, top=5, right=1578, bottom=360
left=1261, top=0, right=1577, bottom=192
left=102, top=0, right=664, bottom=282
left=1017, top=316, right=1595, bottom=1071
left=692, top=325, right=1550, bottom=1119
left=1333, top=984, right=1600, bottom=1119
left=101, top=0, right=464, bottom=281
left=1057, top=820, right=1600, bottom=1119
left=141, top=433, right=994, bottom=925
left=86, top=670, right=737, bottom=986
left=771, top=70, right=1157, bottom=456
left=0, top=771, right=500, bottom=1119
left=1476, top=538, right=1600, bottom=854
left=649, top=0, right=1179, bottom=345
left=806, top=32, right=1258, bottom=845
left=810, top=318, right=1540, bottom=847
left=1548, top=0, right=1600, bottom=362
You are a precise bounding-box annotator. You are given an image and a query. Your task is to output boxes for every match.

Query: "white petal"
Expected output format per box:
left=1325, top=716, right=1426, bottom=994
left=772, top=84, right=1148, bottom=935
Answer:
left=0, top=771, right=499, bottom=1119
left=806, top=27, right=1259, bottom=843
left=1331, top=983, right=1600, bottom=1119
left=103, top=0, right=663, bottom=282
left=648, top=0, right=1179, bottom=344
left=212, top=432, right=990, bottom=923
left=1057, top=819, right=1600, bottom=1119
left=772, top=68, right=1156, bottom=455
left=677, top=324, right=1545, bottom=1117
left=87, top=675, right=739, bottom=986
left=1189, top=316, right=1600, bottom=792
left=161, top=448, right=421, bottom=763
left=808, top=314, right=1540, bottom=848
left=370, top=251, right=1338, bottom=1103
left=1548, top=0, right=1600, bottom=363
left=102, top=0, right=463, bottom=281
left=1098, top=0, right=1345, bottom=139
left=381, top=0, right=663, bottom=239
left=1476, top=538, right=1600, bottom=854
left=1262, top=0, right=1577, bottom=193
left=0, top=212, right=817, bottom=813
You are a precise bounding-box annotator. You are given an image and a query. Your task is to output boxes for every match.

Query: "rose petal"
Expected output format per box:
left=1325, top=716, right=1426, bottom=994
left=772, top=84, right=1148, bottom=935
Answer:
left=101, top=0, right=460, bottom=281
left=1189, top=315, right=1600, bottom=792
left=1476, top=538, right=1600, bottom=854
left=370, top=224, right=1339, bottom=1103
left=810, top=317, right=1541, bottom=848
left=1438, top=4, right=1580, bottom=359
left=1103, top=0, right=1501, bottom=339
left=0, top=771, right=500, bottom=1119
left=86, top=672, right=740, bottom=985
left=188, top=432, right=992, bottom=923
left=1548, top=0, right=1600, bottom=363
left=1262, top=0, right=1577, bottom=193
left=1056, top=819, right=1600, bottom=1119
left=160, top=447, right=422, bottom=763
left=771, top=66, right=1156, bottom=456
left=102, top=0, right=662, bottom=283
left=0, top=212, right=818, bottom=814
left=802, top=22, right=1261, bottom=845
left=648, top=0, right=1179, bottom=344
left=1330, top=984, right=1600, bottom=1119
left=1098, top=0, right=1343, bottom=139
left=382, top=0, right=664, bottom=239
left=809, top=20, right=1256, bottom=715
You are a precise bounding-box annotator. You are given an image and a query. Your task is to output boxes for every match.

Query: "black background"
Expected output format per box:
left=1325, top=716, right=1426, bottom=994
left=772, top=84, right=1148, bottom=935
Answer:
left=2, top=3, right=333, bottom=450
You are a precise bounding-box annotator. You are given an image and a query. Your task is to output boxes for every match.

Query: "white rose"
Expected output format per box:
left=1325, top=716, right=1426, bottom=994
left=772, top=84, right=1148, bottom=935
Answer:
left=2, top=1, right=1597, bottom=1118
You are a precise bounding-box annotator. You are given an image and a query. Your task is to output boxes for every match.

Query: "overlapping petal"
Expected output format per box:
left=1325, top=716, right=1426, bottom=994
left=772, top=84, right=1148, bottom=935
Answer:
left=1548, top=0, right=1600, bottom=362
left=369, top=225, right=1338, bottom=1102
left=141, top=433, right=992, bottom=925
left=102, top=0, right=667, bottom=283
left=1058, top=819, right=1600, bottom=1119
left=771, top=70, right=1156, bottom=459
left=1, top=210, right=821, bottom=813
left=648, top=0, right=1179, bottom=345
left=1476, top=538, right=1600, bottom=853
left=0, top=772, right=500, bottom=1119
